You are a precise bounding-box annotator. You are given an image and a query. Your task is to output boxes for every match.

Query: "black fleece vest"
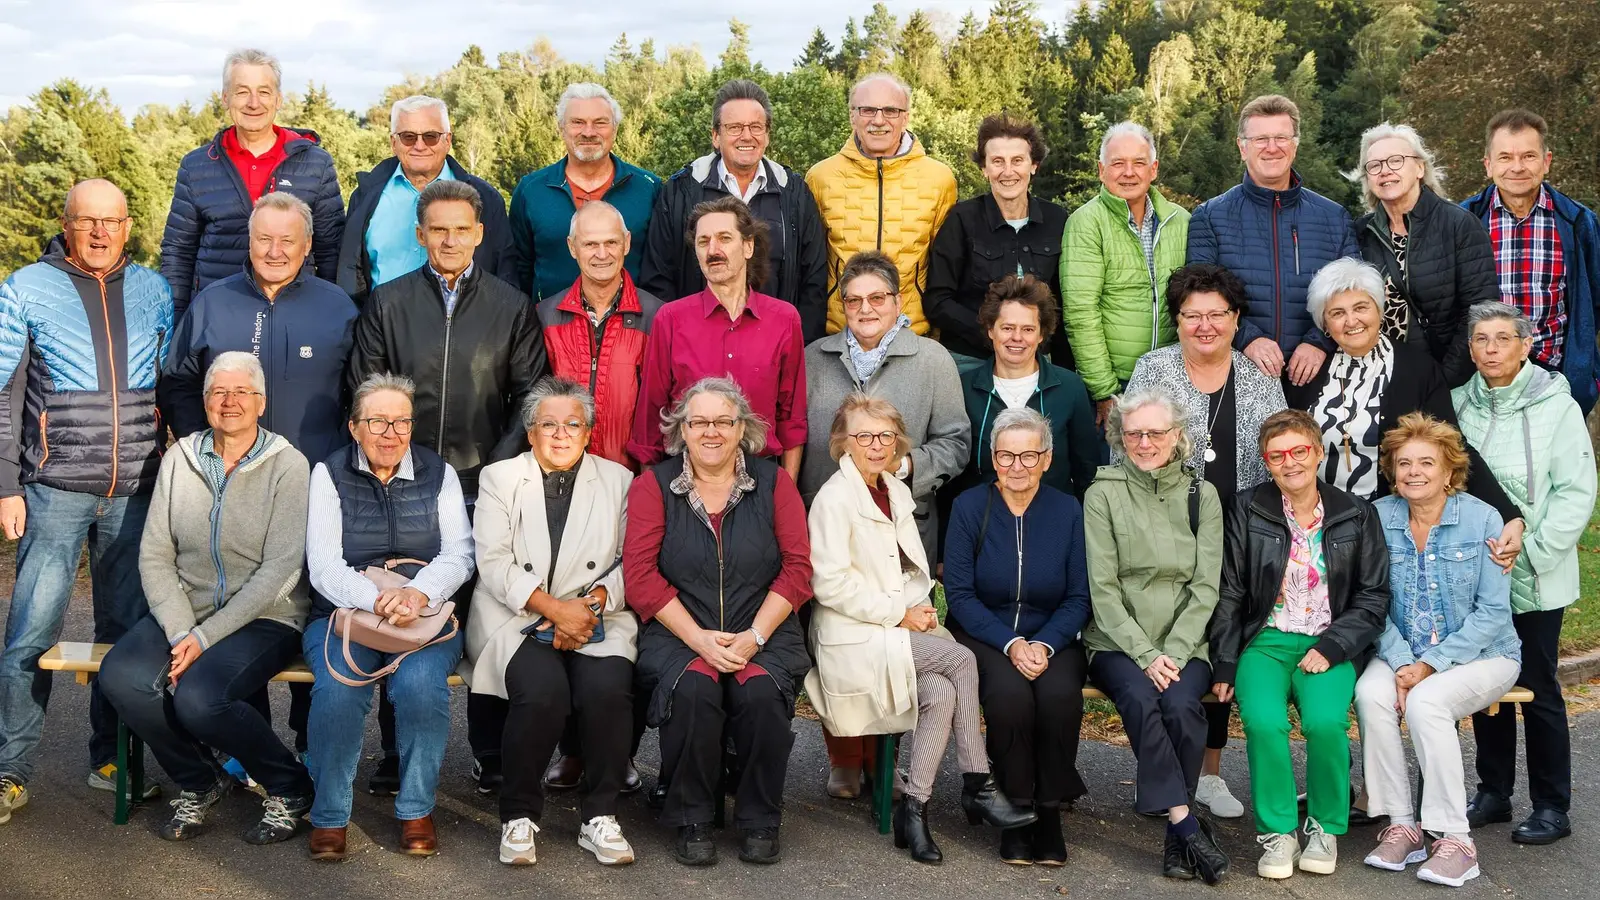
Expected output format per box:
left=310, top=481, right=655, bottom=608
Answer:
left=651, top=453, right=781, bottom=633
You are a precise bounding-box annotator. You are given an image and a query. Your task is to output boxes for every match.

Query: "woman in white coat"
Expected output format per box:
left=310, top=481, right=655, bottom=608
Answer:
left=465, top=378, right=638, bottom=868
left=806, top=393, right=1036, bottom=865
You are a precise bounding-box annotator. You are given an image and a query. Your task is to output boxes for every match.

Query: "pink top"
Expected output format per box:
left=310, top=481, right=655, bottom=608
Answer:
left=1271, top=493, right=1332, bottom=636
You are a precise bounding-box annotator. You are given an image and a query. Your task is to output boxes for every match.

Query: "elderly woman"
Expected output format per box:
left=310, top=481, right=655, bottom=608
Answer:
left=944, top=408, right=1091, bottom=866
left=1454, top=302, right=1597, bottom=846
left=466, top=377, right=638, bottom=867
left=622, top=377, right=813, bottom=867
left=1124, top=262, right=1286, bottom=817
left=101, top=352, right=313, bottom=844
left=1348, top=123, right=1497, bottom=386
left=1211, top=410, right=1389, bottom=880
left=1083, top=388, right=1230, bottom=884
left=301, top=373, right=474, bottom=861
left=801, top=249, right=970, bottom=798
left=925, top=114, right=1069, bottom=363
left=1355, top=414, right=1522, bottom=887
left=807, top=393, right=1032, bottom=864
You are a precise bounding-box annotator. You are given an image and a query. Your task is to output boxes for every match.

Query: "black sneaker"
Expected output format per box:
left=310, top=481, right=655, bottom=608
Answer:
left=242, top=793, right=312, bottom=845
left=1163, top=830, right=1197, bottom=880
left=1180, top=815, right=1231, bottom=885
left=1465, top=791, right=1513, bottom=829
left=675, top=823, right=717, bottom=866
left=367, top=755, right=400, bottom=796
left=738, top=825, right=781, bottom=864
left=159, top=779, right=232, bottom=841
left=473, top=755, right=504, bottom=795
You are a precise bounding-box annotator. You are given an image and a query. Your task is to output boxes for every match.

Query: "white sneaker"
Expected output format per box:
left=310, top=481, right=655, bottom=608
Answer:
left=1299, top=817, right=1337, bottom=874
left=0, top=776, right=27, bottom=825
left=1257, top=832, right=1301, bottom=879
left=500, top=817, right=539, bottom=865
left=1195, top=774, right=1245, bottom=819
left=579, top=814, right=636, bottom=866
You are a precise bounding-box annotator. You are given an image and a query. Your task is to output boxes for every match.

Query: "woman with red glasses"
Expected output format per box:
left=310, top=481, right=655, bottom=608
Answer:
left=1209, top=409, right=1389, bottom=881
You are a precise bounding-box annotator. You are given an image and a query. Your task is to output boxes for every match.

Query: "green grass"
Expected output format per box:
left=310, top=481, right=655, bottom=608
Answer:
left=1564, top=492, right=1600, bottom=656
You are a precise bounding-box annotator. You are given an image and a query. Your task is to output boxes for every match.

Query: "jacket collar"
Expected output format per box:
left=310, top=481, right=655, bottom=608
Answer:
left=968, top=356, right=1066, bottom=395
left=177, top=427, right=288, bottom=477
left=687, top=153, right=789, bottom=191
left=1461, top=358, right=1569, bottom=411
left=1240, top=170, right=1305, bottom=208
left=1379, top=491, right=1463, bottom=532
left=1093, top=184, right=1171, bottom=223
left=556, top=269, right=643, bottom=318
left=238, top=259, right=309, bottom=301
left=206, top=125, right=319, bottom=160
left=1248, top=479, right=1362, bottom=527
left=1117, top=453, right=1192, bottom=493
left=542, top=153, right=640, bottom=191
left=839, top=452, right=904, bottom=526
left=838, top=131, right=926, bottom=170
left=814, top=326, right=921, bottom=359
left=980, top=191, right=1046, bottom=232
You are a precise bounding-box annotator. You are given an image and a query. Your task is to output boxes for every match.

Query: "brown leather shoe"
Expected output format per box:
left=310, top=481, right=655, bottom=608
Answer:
left=309, top=826, right=347, bottom=862
left=543, top=754, right=583, bottom=790
left=400, top=815, right=437, bottom=856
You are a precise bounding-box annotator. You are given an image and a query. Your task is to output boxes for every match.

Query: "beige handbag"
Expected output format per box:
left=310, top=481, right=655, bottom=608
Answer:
left=322, top=558, right=458, bottom=687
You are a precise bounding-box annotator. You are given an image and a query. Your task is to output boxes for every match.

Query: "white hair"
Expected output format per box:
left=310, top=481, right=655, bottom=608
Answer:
left=1343, top=121, right=1446, bottom=211
left=1306, top=258, right=1387, bottom=331
left=1107, top=386, right=1192, bottom=461
left=222, top=48, right=282, bottom=93
left=556, top=83, right=623, bottom=125
left=1099, top=121, right=1158, bottom=165
left=991, top=407, right=1053, bottom=454
left=249, top=192, right=312, bottom=240
left=849, top=72, right=912, bottom=109
left=389, top=95, right=450, bottom=134
left=204, top=351, right=266, bottom=396
left=1467, top=301, right=1534, bottom=341
left=350, top=373, right=417, bottom=421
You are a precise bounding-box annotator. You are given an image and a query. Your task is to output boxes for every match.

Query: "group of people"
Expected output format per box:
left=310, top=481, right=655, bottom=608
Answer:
left=0, top=46, right=1596, bottom=888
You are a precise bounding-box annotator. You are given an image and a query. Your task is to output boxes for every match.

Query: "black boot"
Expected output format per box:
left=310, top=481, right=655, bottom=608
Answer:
left=999, top=824, right=1033, bottom=865
left=1162, top=829, right=1196, bottom=880
left=1179, top=815, right=1230, bottom=885
left=961, top=773, right=1038, bottom=829
left=1031, top=803, right=1067, bottom=867
left=894, top=797, right=943, bottom=865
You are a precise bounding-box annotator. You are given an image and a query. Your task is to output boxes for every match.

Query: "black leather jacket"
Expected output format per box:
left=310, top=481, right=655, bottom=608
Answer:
left=1209, top=480, right=1389, bottom=685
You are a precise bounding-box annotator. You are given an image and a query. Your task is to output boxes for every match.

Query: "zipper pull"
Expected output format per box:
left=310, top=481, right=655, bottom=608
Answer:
left=1292, top=226, right=1300, bottom=274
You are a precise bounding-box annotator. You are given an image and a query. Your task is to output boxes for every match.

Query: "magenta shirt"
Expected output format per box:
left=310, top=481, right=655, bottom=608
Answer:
left=626, top=289, right=808, bottom=466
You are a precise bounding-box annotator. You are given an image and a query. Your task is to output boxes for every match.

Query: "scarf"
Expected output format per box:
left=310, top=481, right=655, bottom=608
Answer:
left=845, top=314, right=911, bottom=384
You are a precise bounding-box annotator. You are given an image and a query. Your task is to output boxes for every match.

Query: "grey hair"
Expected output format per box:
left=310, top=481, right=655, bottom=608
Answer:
left=203, top=350, right=266, bottom=396
left=1306, top=258, right=1387, bottom=331
left=1099, top=121, right=1158, bottom=166
left=249, top=191, right=312, bottom=240
left=991, top=407, right=1053, bottom=455
left=850, top=72, right=912, bottom=109
left=568, top=199, right=628, bottom=240
left=389, top=95, right=451, bottom=134
left=660, top=376, right=768, bottom=457
left=1343, top=122, right=1446, bottom=211
left=417, top=179, right=482, bottom=224
left=349, top=372, right=416, bottom=421
left=222, top=48, right=282, bottom=93
left=521, top=376, right=596, bottom=430
left=1467, top=301, right=1534, bottom=341
left=1106, top=387, right=1193, bottom=462
left=712, top=78, right=772, bottom=129
left=556, top=83, right=623, bottom=125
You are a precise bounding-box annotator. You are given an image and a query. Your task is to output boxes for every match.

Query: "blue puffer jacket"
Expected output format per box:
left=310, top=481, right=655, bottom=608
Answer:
left=160, top=127, right=346, bottom=318
left=0, top=245, right=174, bottom=497
left=1462, top=182, right=1600, bottom=414
left=1187, top=171, right=1359, bottom=354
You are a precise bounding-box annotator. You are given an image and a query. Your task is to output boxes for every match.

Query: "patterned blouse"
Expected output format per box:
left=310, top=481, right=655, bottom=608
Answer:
left=1380, top=231, right=1410, bottom=341
left=1310, top=336, right=1395, bottom=499
left=1271, top=493, right=1332, bottom=636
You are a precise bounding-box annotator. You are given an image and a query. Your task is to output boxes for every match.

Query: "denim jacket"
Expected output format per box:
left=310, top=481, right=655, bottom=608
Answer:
left=1374, top=493, right=1521, bottom=672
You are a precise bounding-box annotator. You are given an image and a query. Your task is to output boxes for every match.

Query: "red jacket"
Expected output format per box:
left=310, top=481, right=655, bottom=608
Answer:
left=538, top=272, right=663, bottom=466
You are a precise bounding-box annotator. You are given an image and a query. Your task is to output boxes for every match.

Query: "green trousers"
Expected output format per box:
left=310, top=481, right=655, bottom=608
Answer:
left=1235, top=628, right=1356, bottom=836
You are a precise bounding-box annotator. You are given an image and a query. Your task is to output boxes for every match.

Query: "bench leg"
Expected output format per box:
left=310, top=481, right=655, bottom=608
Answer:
left=130, top=733, right=146, bottom=807
left=873, top=734, right=896, bottom=836
left=115, top=720, right=130, bottom=826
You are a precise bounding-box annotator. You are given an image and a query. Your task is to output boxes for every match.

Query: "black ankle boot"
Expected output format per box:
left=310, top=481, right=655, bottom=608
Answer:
left=893, top=797, right=943, bottom=864
left=1031, top=803, right=1067, bottom=867
left=961, top=773, right=1038, bottom=829
left=999, top=824, right=1033, bottom=865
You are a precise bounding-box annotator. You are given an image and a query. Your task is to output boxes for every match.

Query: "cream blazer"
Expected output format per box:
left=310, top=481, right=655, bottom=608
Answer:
left=804, top=454, right=943, bottom=737
left=463, top=451, right=635, bottom=699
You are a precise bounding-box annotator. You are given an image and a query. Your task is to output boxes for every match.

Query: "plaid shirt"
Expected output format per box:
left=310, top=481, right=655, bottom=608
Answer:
left=1489, top=185, right=1567, bottom=366
left=1129, top=201, right=1160, bottom=287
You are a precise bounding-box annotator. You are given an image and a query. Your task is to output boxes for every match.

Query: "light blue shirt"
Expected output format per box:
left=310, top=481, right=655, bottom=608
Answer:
left=365, top=164, right=457, bottom=287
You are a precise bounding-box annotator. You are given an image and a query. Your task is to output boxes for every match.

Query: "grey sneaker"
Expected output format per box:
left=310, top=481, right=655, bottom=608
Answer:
left=1195, top=774, right=1245, bottom=819
left=1364, top=823, right=1427, bottom=871
left=1299, top=817, right=1337, bottom=874
left=1257, top=832, right=1301, bottom=879
left=1417, top=836, right=1481, bottom=888
left=88, top=763, right=161, bottom=799
left=160, top=779, right=231, bottom=841
left=500, top=817, right=539, bottom=865
left=0, top=776, right=28, bottom=825
left=579, top=814, right=636, bottom=865
left=242, top=793, right=311, bottom=845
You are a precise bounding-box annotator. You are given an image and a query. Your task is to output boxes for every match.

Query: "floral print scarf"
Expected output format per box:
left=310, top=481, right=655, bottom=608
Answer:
left=1271, top=493, right=1332, bottom=635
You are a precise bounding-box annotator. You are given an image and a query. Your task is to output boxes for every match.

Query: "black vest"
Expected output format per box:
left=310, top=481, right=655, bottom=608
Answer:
left=652, top=454, right=781, bottom=632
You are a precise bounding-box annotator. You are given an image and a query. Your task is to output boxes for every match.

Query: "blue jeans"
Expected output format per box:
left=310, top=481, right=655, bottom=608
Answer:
left=303, top=615, right=462, bottom=827
left=0, top=483, right=150, bottom=782
left=99, top=615, right=312, bottom=797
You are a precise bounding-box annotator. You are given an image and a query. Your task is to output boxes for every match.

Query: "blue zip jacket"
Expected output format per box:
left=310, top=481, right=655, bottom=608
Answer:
left=160, top=127, right=346, bottom=318
left=159, top=265, right=357, bottom=464
left=1462, top=182, right=1600, bottom=414
left=943, top=481, right=1091, bottom=654
left=1187, top=170, right=1359, bottom=354
left=507, top=154, right=659, bottom=301
left=1374, top=493, right=1521, bottom=673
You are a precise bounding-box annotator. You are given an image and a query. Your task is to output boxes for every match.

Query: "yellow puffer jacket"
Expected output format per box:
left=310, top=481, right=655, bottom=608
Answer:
left=806, top=133, right=957, bottom=335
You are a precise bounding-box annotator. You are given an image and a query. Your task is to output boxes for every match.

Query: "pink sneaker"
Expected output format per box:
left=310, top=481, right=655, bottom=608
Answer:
left=1363, top=823, right=1426, bottom=871
left=1417, top=836, right=1480, bottom=887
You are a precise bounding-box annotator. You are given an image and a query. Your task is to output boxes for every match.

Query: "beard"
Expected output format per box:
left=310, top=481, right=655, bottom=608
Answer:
left=571, top=143, right=608, bottom=163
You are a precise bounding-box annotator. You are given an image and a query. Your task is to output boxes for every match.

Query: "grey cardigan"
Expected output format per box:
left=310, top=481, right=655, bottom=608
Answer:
left=140, top=429, right=312, bottom=648
left=800, top=329, right=971, bottom=559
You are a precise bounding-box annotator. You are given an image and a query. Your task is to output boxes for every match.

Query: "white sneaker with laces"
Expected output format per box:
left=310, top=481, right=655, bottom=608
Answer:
left=580, top=814, right=636, bottom=865
left=500, top=817, right=539, bottom=865
left=1195, top=774, right=1245, bottom=818
left=1299, top=817, right=1337, bottom=874
left=1257, top=832, right=1301, bottom=879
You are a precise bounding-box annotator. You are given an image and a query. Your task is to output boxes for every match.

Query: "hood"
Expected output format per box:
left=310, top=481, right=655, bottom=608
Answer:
left=838, top=131, right=925, bottom=170
left=1099, top=453, right=1191, bottom=491
left=1464, top=359, right=1572, bottom=412
left=40, top=237, right=129, bottom=282
left=687, top=153, right=790, bottom=189
left=177, top=428, right=292, bottom=477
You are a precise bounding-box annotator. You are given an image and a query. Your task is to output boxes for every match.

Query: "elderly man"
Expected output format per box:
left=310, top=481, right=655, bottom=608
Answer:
left=1463, top=109, right=1600, bottom=415
left=1187, top=94, right=1358, bottom=387
left=640, top=79, right=828, bottom=342
left=336, top=95, right=513, bottom=306
left=627, top=196, right=807, bottom=478
left=806, top=72, right=956, bottom=336
left=161, top=48, right=345, bottom=319
left=1062, top=121, right=1190, bottom=424
left=0, top=179, right=174, bottom=824
left=509, top=83, right=659, bottom=302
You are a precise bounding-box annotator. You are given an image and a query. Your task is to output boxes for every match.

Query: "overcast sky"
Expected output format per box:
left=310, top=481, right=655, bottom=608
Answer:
left=0, top=0, right=1021, bottom=114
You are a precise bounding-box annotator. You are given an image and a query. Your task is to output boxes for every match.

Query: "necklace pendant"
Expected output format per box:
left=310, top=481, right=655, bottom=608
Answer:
left=1204, top=447, right=1218, bottom=463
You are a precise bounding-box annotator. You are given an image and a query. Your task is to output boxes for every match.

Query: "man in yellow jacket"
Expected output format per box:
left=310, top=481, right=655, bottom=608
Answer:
left=807, top=73, right=957, bottom=336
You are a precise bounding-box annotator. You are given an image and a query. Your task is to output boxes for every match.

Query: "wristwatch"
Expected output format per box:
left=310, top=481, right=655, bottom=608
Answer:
left=749, top=625, right=767, bottom=648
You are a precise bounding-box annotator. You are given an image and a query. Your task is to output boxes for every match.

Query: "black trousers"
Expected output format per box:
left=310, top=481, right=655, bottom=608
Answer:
left=1205, top=700, right=1231, bottom=750
left=499, top=639, right=633, bottom=823
left=954, top=628, right=1087, bottom=805
left=658, top=668, right=794, bottom=830
left=1090, top=651, right=1210, bottom=813
left=1473, top=607, right=1571, bottom=812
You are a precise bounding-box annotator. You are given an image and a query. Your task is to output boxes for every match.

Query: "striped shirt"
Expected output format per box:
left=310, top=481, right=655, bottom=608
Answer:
left=1489, top=185, right=1567, bottom=366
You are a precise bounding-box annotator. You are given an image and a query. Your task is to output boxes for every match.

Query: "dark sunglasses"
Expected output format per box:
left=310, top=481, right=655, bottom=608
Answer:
left=394, top=131, right=446, bottom=147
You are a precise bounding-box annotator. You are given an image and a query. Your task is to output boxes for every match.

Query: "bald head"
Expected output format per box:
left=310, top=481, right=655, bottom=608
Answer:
left=62, top=179, right=131, bottom=276
left=567, top=200, right=631, bottom=292
left=63, top=179, right=128, bottom=219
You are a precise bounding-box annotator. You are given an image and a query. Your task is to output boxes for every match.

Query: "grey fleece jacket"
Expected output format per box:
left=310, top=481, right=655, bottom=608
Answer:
left=140, top=428, right=311, bottom=648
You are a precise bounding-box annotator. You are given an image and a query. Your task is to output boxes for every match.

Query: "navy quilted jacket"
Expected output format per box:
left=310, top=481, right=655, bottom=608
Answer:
left=1187, top=171, right=1359, bottom=354
left=160, top=127, right=345, bottom=318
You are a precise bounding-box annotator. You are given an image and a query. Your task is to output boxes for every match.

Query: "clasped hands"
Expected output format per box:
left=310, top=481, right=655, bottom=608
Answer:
left=1392, top=660, right=1435, bottom=714
left=532, top=586, right=608, bottom=650
left=374, top=586, right=430, bottom=628
left=1007, top=640, right=1050, bottom=681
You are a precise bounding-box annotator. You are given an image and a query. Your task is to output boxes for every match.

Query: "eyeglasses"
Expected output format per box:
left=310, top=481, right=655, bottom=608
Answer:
left=994, top=449, right=1043, bottom=469
left=534, top=419, right=586, bottom=436
left=357, top=417, right=415, bottom=436
left=843, top=292, right=897, bottom=311
left=686, top=416, right=738, bottom=433
left=1243, top=134, right=1297, bottom=149
left=394, top=131, right=447, bottom=147
left=1178, top=311, right=1235, bottom=327
left=853, top=106, right=907, bottom=120
left=849, top=431, right=899, bottom=448
left=206, top=389, right=261, bottom=403
left=719, top=122, right=768, bottom=137
left=1363, top=154, right=1422, bottom=176
left=63, top=216, right=130, bottom=234
left=1122, top=428, right=1174, bottom=445
left=1263, top=444, right=1315, bottom=465
left=1471, top=334, right=1524, bottom=350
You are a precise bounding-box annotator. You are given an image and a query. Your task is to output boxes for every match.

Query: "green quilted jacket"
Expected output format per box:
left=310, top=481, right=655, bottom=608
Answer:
left=1060, top=187, right=1189, bottom=400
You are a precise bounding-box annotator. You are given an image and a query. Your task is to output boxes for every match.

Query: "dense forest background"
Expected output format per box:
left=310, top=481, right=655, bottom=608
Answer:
left=1, top=0, right=1596, bottom=278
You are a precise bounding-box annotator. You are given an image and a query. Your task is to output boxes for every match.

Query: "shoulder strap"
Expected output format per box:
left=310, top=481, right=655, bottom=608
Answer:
left=1187, top=477, right=1201, bottom=536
